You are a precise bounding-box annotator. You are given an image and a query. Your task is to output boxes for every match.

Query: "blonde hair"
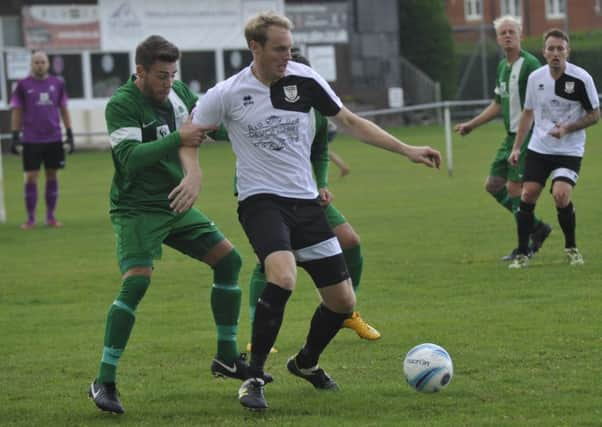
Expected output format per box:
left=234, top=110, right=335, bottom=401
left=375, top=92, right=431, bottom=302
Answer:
left=493, top=15, right=522, bottom=35
left=244, top=11, right=293, bottom=47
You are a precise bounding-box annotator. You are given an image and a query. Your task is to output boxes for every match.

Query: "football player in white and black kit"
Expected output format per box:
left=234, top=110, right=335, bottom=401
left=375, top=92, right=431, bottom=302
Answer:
left=508, top=28, right=600, bottom=269
left=192, top=11, right=441, bottom=411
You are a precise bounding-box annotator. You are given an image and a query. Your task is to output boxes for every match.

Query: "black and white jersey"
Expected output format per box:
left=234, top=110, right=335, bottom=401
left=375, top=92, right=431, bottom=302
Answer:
left=193, top=61, right=342, bottom=201
left=524, top=62, right=599, bottom=157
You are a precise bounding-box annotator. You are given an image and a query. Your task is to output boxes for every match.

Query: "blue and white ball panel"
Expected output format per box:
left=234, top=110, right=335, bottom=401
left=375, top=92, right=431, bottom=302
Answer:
left=403, top=343, right=453, bottom=393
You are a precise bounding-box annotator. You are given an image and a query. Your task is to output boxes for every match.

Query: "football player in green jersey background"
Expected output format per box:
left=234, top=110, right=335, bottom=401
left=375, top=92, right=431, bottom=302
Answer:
left=88, top=35, right=257, bottom=414
left=454, top=15, right=552, bottom=260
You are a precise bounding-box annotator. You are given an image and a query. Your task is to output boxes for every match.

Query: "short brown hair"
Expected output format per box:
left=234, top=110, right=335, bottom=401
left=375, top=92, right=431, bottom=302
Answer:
left=244, top=11, right=293, bottom=47
left=135, top=35, right=179, bottom=70
left=544, top=28, right=569, bottom=44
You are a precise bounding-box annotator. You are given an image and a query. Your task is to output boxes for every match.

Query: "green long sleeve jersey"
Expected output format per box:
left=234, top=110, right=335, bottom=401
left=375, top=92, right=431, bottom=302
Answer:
left=105, top=76, right=197, bottom=213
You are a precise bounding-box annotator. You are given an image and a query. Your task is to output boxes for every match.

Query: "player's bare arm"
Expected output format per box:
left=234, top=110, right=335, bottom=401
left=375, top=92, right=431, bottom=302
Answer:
left=509, top=109, right=534, bottom=165
left=454, top=101, right=501, bottom=136
left=332, top=106, right=441, bottom=168
left=179, top=115, right=215, bottom=147
left=169, top=146, right=202, bottom=213
left=549, top=108, right=600, bottom=138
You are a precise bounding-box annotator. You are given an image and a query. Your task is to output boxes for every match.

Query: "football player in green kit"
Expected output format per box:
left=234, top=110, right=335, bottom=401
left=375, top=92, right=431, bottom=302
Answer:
left=454, top=15, right=552, bottom=260
left=88, top=35, right=261, bottom=415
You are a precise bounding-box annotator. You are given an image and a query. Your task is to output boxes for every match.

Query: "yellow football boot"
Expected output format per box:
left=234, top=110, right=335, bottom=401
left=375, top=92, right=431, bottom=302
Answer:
left=342, top=312, right=381, bottom=340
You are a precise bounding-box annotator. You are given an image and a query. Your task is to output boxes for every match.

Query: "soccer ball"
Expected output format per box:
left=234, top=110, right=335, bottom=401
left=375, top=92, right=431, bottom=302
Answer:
left=403, top=343, right=453, bottom=393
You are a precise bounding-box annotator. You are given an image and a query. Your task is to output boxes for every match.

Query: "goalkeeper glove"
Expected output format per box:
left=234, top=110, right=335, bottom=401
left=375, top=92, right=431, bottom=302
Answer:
left=64, top=128, right=75, bottom=154
left=10, top=131, right=22, bottom=155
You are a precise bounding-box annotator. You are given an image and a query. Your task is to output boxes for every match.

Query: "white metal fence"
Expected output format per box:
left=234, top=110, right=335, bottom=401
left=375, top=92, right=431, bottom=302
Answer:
left=1, top=97, right=601, bottom=223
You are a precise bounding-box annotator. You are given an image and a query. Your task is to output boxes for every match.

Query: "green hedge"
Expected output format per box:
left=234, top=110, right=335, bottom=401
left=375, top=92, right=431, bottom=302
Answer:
left=454, top=31, right=602, bottom=100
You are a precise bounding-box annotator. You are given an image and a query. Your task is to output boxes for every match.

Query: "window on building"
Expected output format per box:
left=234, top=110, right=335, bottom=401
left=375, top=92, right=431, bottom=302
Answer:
left=546, top=0, right=566, bottom=19
left=500, top=0, right=522, bottom=17
left=464, top=0, right=483, bottom=21
left=180, top=51, right=216, bottom=94
left=90, top=52, right=130, bottom=98
left=4, top=50, right=29, bottom=104
left=2, top=16, right=24, bottom=47
left=48, top=54, right=84, bottom=99
left=223, top=49, right=253, bottom=79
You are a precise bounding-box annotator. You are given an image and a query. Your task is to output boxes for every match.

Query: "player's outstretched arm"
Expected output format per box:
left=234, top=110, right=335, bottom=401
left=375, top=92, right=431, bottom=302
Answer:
left=329, top=151, right=350, bottom=177
left=332, top=107, right=441, bottom=169
left=454, top=101, right=500, bottom=136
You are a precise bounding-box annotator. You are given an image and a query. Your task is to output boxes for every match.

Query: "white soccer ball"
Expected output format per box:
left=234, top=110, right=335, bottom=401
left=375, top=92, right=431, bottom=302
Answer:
left=403, top=343, right=453, bottom=393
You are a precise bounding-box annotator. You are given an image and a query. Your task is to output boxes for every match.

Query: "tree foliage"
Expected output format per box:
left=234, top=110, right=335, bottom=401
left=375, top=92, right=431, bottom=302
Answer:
left=398, top=0, right=456, bottom=99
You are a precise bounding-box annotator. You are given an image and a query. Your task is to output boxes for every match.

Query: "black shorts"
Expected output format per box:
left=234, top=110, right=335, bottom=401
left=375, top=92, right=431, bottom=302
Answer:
left=523, top=149, right=581, bottom=188
left=237, top=194, right=349, bottom=287
left=22, top=142, right=65, bottom=172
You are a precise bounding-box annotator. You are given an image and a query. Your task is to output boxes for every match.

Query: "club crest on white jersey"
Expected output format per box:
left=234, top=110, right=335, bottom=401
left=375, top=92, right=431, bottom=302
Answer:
left=283, top=85, right=299, bottom=103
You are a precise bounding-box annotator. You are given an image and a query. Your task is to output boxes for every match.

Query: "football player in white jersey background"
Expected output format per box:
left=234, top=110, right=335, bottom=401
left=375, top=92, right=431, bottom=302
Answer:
left=454, top=15, right=551, bottom=261
left=508, top=28, right=600, bottom=268
left=193, top=11, right=441, bottom=411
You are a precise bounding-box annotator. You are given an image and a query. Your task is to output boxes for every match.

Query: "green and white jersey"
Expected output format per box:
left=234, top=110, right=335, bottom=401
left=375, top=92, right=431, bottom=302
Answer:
left=494, top=50, right=541, bottom=133
left=106, top=76, right=197, bottom=213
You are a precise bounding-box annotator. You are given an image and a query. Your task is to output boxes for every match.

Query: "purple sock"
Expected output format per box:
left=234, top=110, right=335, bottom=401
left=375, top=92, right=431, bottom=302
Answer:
left=24, top=182, right=37, bottom=223
left=45, top=180, right=59, bottom=221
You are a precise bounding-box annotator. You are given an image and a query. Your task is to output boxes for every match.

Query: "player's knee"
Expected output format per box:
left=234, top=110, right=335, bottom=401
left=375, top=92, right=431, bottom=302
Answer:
left=213, top=248, right=242, bottom=284
left=323, top=284, right=355, bottom=313
left=485, top=180, right=503, bottom=194
left=267, top=269, right=296, bottom=289
left=552, top=191, right=570, bottom=208
left=24, top=172, right=39, bottom=184
left=341, top=290, right=356, bottom=312
left=506, top=181, right=522, bottom=198
left=521, top=188, right=539, bottom=204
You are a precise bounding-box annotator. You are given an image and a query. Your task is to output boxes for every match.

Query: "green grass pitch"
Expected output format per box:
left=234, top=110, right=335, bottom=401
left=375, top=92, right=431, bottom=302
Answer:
left=1, top=121, right=602, bottom=426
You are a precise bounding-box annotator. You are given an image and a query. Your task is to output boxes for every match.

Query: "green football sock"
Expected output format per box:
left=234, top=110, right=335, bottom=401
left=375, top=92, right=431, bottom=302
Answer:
left=343, top=245, right=363, bottom=292
left=491, top=187, right=514, bottom=214
left=97, top=275, right=150, bottom=384
left=211, top=250, right=242, bottom=363
left=248, top=263, right=267, bottom=336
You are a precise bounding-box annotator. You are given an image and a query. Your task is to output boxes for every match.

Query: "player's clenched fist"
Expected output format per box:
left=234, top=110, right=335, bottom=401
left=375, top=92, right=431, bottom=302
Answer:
left=179, top=115, right=216, bottom=147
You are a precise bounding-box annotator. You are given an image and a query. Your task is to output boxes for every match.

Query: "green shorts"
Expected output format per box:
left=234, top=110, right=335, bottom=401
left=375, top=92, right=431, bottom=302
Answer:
left=111, top=207, right=222, bottom=273
left=324, top=203, right=347, bottom=228
left=489, top=132, right=530, bottom=182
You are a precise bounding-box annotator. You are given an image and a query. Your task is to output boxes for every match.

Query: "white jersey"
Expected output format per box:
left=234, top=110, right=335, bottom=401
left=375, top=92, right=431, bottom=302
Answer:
left=524, top=62, right=599, bottom=157
left=193, top=61, right=342, bottom=201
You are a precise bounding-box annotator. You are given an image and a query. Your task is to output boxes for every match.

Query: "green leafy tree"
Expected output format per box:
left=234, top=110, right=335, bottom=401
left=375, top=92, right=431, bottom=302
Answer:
left=398, top=0, right=456, bottom=99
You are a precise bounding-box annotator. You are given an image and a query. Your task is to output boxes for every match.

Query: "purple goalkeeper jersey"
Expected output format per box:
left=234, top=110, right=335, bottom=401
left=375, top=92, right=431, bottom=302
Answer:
left=10, top=75, right=68, bottom=143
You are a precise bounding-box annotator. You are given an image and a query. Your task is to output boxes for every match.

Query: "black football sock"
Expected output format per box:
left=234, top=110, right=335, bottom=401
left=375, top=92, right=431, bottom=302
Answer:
left=296, top=304, right=350, bottom=369
left=250, top=283, right=291, bottom=375
left=557, top=202, right=576, bottom=248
